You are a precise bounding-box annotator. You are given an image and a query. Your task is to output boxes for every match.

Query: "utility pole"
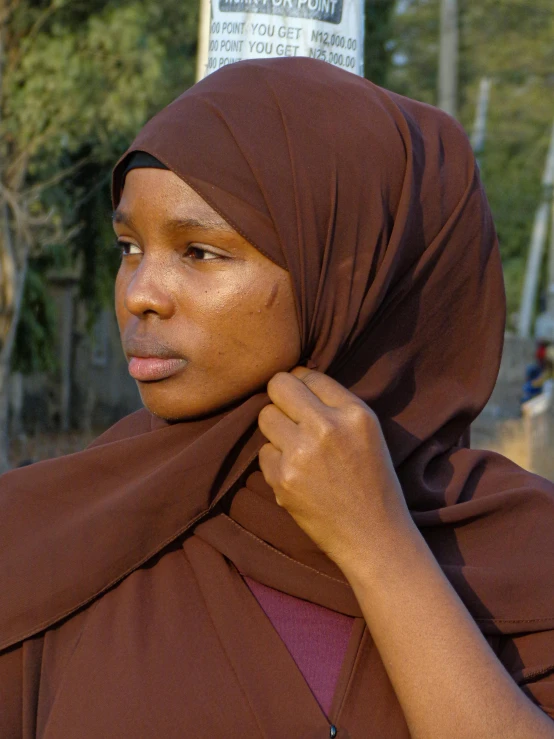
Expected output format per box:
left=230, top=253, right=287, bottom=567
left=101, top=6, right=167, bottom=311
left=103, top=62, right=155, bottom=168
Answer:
left=549, top=189, right=554, bottom=318
left=518, top=121, right=554, bottom=339
left=438, top=0, right=458, bottom=118
left=471, top=77, right=491, bottom=166
left=195, top=0, right=211, bottom=82
left=534, top=153, right=554, bottom=344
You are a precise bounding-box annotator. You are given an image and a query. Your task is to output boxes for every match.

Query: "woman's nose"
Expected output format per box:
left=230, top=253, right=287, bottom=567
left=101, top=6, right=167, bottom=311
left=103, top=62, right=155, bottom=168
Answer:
left=123, top=258, right=175, bottom=319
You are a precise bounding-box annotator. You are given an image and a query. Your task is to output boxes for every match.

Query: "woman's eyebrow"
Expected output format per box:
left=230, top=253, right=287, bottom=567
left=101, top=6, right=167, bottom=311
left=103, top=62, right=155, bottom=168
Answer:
left=163, top=216, right=236, bottom=234
left=112, top=209, right=135, bottom=228
left=112, top=210, right=235, bottom=234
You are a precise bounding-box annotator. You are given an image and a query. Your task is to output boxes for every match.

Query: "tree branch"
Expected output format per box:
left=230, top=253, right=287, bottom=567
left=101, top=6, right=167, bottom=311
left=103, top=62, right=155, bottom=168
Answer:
left=0, top=201, right=17, bottom=348
left=0, top=183, right=31, bottom=243
left=7, top=0, right=68, bottom=75
left=0, top=0, right=23, bottom=26
left=23, top=154, right=93, bottom=198
left=0, top=232, right=28, bottom=363
left=26, top=0, right=66, bottom=43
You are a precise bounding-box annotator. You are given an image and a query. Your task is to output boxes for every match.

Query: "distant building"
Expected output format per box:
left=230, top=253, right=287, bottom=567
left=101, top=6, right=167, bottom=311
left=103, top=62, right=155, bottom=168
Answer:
left=10, top=271, right=140, bottom=439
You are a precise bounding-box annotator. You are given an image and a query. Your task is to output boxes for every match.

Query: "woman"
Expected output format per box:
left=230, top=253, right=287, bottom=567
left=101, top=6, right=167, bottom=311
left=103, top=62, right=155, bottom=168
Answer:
left=1, top=58, right=553, bottom=738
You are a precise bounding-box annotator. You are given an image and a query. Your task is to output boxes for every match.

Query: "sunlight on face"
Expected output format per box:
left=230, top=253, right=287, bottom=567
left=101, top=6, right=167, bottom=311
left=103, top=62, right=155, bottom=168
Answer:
left=114, top=168, right=301, bottom=421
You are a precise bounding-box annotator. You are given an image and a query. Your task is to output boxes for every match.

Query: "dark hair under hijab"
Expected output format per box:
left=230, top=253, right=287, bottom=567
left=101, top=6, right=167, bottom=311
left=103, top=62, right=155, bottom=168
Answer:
left=121, top=150, right=168, bottom=181
left=0, top=58, right=553, bottom=736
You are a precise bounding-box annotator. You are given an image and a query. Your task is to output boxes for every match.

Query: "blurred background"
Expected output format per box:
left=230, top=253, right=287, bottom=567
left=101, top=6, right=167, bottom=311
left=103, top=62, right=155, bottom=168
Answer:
left=0, top=0, right=553, bottom=477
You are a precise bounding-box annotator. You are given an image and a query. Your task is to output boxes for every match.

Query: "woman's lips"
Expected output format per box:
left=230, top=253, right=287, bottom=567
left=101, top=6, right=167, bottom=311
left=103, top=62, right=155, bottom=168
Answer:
left=128, top=356, right=188, bottom=382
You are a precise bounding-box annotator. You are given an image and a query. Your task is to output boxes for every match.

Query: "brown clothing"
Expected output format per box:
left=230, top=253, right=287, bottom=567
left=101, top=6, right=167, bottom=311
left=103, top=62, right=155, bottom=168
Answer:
left=1, top=522, right=553, bottom=737
left=2, top=517, right=554, bottom=737
left=1, top=59, right=554, bottom=735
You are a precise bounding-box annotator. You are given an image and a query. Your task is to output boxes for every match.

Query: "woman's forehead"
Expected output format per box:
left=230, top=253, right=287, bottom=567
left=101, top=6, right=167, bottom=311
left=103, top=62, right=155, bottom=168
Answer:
left=116, top=168, right=235, bottom=233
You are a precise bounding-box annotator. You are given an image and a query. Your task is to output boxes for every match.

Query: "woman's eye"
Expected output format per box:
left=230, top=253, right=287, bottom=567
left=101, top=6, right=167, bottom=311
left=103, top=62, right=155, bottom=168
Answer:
left=184, top=245, right=220, bottom=261
left=113, top=241, right=222, bottom=261
left=115, top=240, right=141, bottom=256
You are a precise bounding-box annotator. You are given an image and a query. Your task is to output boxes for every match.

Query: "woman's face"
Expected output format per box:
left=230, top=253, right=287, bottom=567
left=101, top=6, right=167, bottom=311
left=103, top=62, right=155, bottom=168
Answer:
left=114, top=168, right=301, bottom=421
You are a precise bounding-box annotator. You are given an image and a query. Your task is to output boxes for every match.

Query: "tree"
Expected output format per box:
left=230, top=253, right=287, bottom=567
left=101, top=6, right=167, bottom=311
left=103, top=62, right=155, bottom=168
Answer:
left=0, top=0, right=198, bottom=471
left=364, top=0, right=396, bottom=86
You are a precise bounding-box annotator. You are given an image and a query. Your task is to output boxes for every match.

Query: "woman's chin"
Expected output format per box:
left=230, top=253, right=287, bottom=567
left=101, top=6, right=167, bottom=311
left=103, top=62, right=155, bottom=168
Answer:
left=137, top=382, right=203, bottom=421
left=137, top=382, right=234, bottom=423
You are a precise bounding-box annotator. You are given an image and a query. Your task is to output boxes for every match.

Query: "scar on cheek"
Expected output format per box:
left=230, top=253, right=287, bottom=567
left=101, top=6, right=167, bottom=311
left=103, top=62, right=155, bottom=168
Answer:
left=265, top=283, right=279, bottom=309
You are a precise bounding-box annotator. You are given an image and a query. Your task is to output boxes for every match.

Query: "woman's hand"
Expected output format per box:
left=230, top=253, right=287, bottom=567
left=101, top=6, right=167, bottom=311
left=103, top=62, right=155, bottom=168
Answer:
left=259, top=368, right=554, bottom=738
left=257, top=366, right=415, bottom=570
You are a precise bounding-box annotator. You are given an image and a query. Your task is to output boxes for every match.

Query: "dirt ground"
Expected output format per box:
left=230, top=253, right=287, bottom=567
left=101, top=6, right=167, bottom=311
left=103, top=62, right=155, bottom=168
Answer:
left=471, top=414, right=554, bottom=481
left=9, top=413, right=553, bottom=482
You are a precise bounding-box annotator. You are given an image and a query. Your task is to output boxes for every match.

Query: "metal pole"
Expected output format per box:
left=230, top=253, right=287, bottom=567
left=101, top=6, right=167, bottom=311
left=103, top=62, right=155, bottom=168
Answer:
left=59, top=285, right=75, bottom=433
left=471, top=77, right=491, bottom=164
left=518, top=121, right=554, bottom=338
left=536, top=176, right=554, bottom=342
left=438, top=0, right=458, bottom=118
left=548, top=182, right=554, bottom=317
left=195, top=0, right=211, bottom=83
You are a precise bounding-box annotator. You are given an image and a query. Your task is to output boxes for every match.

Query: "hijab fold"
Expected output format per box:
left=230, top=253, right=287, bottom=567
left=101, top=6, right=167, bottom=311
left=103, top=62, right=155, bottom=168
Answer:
left=1, top=60, right=553, bottom=682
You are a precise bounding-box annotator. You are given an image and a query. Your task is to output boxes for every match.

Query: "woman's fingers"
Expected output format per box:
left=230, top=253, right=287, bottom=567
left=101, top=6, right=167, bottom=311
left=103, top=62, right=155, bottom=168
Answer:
left=268, top=368, right=358, bottom=420
left=266, top=372, right=327, bottom=424
left=266, top=368, right=365, bottom=432
left=258, top=403, right=298, bottom=451
left=290, top=367, right=356, bottom=408
left=258, top=442, right=282, bottom=498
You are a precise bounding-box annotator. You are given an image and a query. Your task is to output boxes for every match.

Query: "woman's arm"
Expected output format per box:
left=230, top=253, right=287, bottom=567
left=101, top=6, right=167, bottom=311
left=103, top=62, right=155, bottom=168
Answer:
left=340, top=518, right=554, bottom=738
left=258, top=367, right=554, bottom=739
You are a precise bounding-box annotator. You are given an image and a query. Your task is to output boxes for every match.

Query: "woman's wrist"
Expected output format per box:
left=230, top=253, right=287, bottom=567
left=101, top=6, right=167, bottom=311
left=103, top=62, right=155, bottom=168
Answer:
left=334, top=512, right=426, bottom=593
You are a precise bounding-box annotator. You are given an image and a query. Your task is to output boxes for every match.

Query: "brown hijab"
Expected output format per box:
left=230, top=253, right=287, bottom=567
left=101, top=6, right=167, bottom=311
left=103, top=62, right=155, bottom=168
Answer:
left=1, top=58, right=553, bottom=732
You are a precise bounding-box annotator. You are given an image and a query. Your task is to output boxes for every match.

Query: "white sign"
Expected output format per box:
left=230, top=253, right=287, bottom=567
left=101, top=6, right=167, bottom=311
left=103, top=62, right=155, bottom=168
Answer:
left=205, top=0, right=364, bottom=77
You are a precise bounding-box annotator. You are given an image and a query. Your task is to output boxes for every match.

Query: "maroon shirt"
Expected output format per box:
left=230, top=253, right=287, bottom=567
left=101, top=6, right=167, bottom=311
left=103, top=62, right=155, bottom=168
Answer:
left=243, top=575, right=355, bottom=717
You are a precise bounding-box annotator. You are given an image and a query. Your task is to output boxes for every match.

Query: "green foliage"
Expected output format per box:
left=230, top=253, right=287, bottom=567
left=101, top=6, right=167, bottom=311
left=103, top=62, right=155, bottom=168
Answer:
left=13, top=261, right=59, bottom=374
left=364, top=0, right=396, bottom=86
left=387, top=0, right=439, bottom=104
left=7, top=2, right=167, bottom=168
left=3, top=0, right=199, bottom=371
left=74, top=172, right=123, bottom=330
